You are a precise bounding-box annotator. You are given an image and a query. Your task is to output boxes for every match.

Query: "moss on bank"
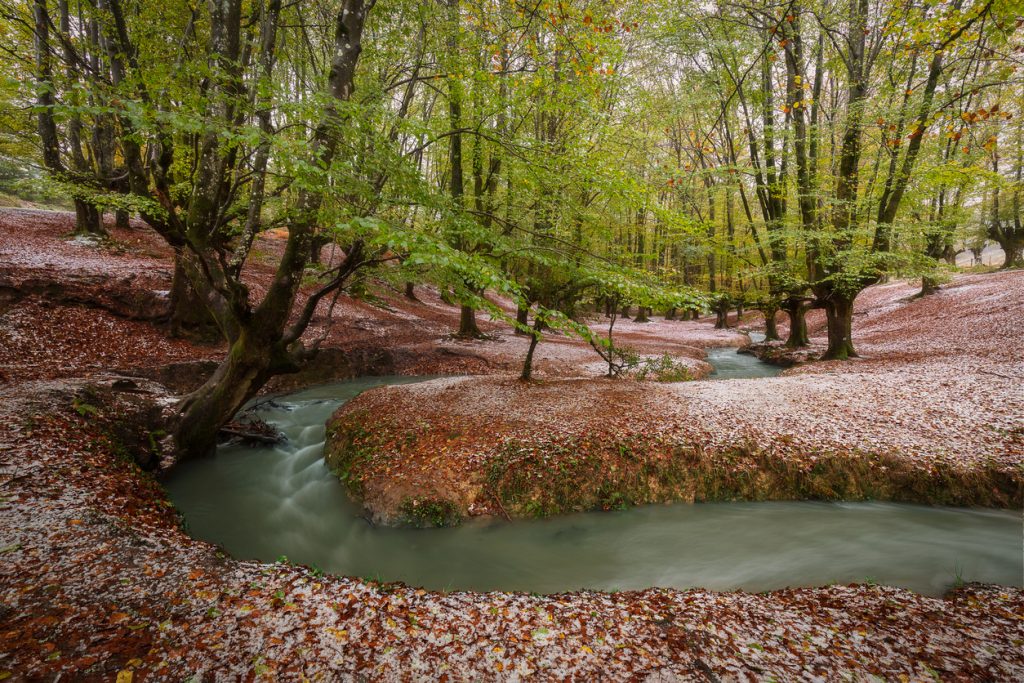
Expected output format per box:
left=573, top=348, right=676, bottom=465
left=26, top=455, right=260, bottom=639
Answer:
left=325, top=412, right=1023, bottom=527
left=485, top=438, right=1022, bottom=517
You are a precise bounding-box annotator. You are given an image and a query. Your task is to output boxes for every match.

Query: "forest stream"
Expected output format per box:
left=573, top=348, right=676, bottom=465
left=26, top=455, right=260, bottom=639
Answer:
left=166, top=362, right=1021, bottom=598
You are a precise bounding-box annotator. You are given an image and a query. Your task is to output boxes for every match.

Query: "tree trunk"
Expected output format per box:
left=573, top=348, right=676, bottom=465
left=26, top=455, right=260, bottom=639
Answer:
left=784, top=299, right=810, bottom=349
left=404, top=281, right=417, bottom=301
left=174, top=336, right=280, bottom=458
left=665, top=307, right=676, bottom=321
left=714, top=300, right=729, bottom=329
left=620, top=305, right=631, bottom=318
left=457, top=304, right=484, bottom=339
left=763, top=307, right=780, bottom=341
left=514, top=305, right=529, bottom=335
left=996, top=237, right=1024, bottom=269
left=633, top=306, right=650, bottom=323
left=169, top=255, right=221, bottom=341
left=115, top=208, right=130, bottom=230
left=520, top=318, right=544, bottom=381
left=73, top=199, right=104, bottom=236
left=823, top=295, right=857, bottom=360
left=309, top=234, right=329, bottom=265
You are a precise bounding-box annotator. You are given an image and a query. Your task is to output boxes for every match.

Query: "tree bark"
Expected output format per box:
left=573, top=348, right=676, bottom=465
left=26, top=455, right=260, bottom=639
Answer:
left=73, top=200, right=103, bottom=236
left=633, top=306, right=650, bottom=323
left=175, top=332, right=291, bottom=458
left=995, top=236, right=1023, bottom=269
left=714, top=298, right=730, bottom=329
left=457, top=304, right=484, bottom=339
left=784, top=298, right=811, bottom=348
left=404, top=281, right=417, bottom=301
left=823, top=294, right=857, bottom=360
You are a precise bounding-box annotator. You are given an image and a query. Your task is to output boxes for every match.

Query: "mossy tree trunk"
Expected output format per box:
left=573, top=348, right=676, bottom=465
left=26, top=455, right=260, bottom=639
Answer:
left=822, top=294, right=857, bottom=360
left=784, top=298, right=811, bottom=348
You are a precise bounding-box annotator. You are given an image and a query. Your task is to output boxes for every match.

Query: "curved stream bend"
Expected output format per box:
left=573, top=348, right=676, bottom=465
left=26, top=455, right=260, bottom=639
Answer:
left=167, top=371, right=1021, bottom=596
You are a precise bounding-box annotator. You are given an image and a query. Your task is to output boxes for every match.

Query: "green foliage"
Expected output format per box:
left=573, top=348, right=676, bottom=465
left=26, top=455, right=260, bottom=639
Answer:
left=634, top=354, right=693, bottom=383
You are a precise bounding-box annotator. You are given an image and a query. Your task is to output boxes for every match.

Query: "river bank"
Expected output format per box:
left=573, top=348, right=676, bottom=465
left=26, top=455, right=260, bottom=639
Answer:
left=325, top=271, right=1024, bottom=525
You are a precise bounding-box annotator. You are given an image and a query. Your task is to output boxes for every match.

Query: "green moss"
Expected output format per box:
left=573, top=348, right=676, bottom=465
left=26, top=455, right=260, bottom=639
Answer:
left=485, top=438, right=1022, bottom=519
left=323, top=414, right=374, bottom=497
left=399, top=497, right=461, bottom=528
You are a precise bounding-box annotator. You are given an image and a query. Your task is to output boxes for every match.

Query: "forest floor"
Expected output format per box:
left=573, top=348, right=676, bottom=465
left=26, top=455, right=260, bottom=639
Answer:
left=1, top=208, right=1023, bottom=680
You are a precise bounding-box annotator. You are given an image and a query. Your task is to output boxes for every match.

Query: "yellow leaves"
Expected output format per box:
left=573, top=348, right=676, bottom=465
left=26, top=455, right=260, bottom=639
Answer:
left=326, top=627, right=348, bottom=640
left=68, top=519, right=83, bottom=525
left=581, top=644, right=594, bottom=654
left=116, top=671, right=134, bottom=683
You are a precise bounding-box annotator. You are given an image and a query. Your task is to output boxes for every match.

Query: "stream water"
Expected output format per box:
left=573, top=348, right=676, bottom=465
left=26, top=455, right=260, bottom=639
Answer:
left=165, top=356, right=1022, bottom=596
left=706, top=332, right=783, bottom=379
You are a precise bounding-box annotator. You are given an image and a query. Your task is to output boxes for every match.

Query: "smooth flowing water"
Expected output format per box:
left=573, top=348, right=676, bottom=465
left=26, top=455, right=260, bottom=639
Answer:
left=706, top=331, right=784, bottom=379
left=166, top=375, right=1022, bottom=597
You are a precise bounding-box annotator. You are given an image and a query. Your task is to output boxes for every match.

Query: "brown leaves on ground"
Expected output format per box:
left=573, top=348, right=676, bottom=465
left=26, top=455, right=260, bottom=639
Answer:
left=1, top=209, right=1023, bottom=680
